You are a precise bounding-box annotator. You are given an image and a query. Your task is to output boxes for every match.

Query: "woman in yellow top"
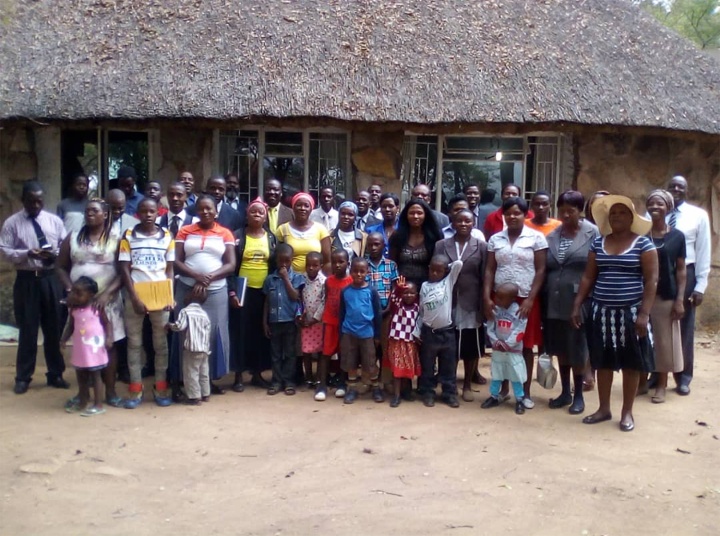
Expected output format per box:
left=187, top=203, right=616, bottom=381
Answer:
left=525, top=191, right=562, bottom=236
left=275, top=192, right=331, bottom=275
left=230, top=198, right=277, bottom=392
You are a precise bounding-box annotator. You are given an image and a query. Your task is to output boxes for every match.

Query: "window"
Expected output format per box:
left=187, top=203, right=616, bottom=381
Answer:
left=219, top=129, right=350, bottom=205
left=401, top=133, right=562, bottom=211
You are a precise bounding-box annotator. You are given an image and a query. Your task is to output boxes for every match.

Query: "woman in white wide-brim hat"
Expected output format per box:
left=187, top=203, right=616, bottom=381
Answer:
left=570, top=195, right=658, bottom=432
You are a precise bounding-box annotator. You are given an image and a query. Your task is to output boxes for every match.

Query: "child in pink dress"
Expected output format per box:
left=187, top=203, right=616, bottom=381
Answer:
left=61, top=276, right=112, bottom=416
left=298, top=252, right=326, bottom=388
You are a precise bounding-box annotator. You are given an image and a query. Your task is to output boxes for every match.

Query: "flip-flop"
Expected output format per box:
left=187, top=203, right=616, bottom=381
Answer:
left=105, top=395, right=124, bottom=408
left=582, top=413, right=612, bottom=425
left=80, top=406, right=106, bottom=417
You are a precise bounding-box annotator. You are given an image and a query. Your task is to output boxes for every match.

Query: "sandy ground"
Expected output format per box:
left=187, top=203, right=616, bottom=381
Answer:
left=1, top=338, right=719, bottom=536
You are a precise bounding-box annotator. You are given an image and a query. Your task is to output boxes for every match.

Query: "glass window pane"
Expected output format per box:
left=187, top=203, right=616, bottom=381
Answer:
left=401, top=135, right=438, bottom=204
left=441, top=160, right=523, bottom=208
left=309, top=133, right=348, bottom=202
left=265, top=131, right=303, bottom=156
left=264, top=156, right=304, bottom=201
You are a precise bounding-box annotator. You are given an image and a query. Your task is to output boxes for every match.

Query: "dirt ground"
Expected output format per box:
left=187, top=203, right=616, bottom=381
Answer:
left=1, top=337, right=719, bottom=536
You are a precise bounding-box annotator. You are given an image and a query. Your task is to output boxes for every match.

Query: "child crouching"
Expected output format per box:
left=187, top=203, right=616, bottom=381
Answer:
left=481, top=282, right=528, bottom=415
left=166, top=292, right=212, bottom=405
left=339, top=257, right=383, bottom=404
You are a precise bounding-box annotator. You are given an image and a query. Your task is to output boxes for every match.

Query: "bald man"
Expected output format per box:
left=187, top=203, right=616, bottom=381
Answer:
left=107, top=189, right=140, bottom=235
left=411, top=183, right=449, bottom=233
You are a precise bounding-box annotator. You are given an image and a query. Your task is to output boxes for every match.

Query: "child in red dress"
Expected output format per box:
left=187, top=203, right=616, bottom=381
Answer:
left=386, top=276, right=421, bottom=407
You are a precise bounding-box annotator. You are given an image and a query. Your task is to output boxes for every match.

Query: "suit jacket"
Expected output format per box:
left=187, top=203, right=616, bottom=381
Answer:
left=432, top=210, right=450, bottom=233
left=265, top=203, right=293, bottom=232
left=434, top=236, right=487, bottom=327
left=544, top=219, right=599, bottom=320
left=356, top=212, right=382, bottom=232
left=158, top=212, right=195, bottom=236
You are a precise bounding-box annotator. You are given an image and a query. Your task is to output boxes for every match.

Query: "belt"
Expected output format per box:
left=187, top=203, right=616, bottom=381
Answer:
left=422, top=323, right=455, bottom=334
left=16, top=269, right=55, bottom=278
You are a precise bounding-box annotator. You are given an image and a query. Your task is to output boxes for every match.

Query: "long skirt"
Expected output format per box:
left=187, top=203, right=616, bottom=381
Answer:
left=232, top=287, right=271, bottom=373
left=650, top=299, right=683, bottom=373
left=588, top=302, right=654, bottom=373
left=387, top=338, right=420, bottom=379
left=174, top=282, right=230, bottom=380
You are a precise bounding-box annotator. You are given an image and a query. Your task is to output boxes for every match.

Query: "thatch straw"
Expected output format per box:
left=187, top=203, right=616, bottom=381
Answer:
left=0, top=0, right=718, bottom=134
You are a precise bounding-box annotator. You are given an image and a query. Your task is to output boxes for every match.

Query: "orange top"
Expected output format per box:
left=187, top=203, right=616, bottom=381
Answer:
left=525, top=218, right=561, bottom=236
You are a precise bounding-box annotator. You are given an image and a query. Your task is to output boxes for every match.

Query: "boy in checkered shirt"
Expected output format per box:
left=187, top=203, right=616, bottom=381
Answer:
left=386, top=276, right=420, bottom=408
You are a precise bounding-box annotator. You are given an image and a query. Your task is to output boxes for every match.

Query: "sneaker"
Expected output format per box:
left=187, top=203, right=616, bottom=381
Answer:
left=335, top=384, right=347, bottom=398
left=153, top=388, right=172, bottom=407
left=515, top=400, right=526, bottom=415
left=522, top=397, right=535, bottom=409
left=372, top=387, right=385, bottom=403
left=343, top=389, right=359, bottom=404
left=314, top=386, right=327, bottom=401
left=443, top=395, right=460, bottom=408
left=123, top=392, right=143, bottom=409
left=389, top=396, right=401, bottom=408
left=481, top=396, right=500, bottom=409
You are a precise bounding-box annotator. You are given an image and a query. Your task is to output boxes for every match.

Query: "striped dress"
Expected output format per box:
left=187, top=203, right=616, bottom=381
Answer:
left=588, top=235, right=655, bottom=372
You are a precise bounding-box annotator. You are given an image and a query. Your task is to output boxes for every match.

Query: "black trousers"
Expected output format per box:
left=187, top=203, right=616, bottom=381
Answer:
left=418, top=325, right=458, bottom=396
left=269, top=321, right=297, bottom=389
left=675, top=264, right=697, bottom=387
left=13, top=271, right=66, bottom=382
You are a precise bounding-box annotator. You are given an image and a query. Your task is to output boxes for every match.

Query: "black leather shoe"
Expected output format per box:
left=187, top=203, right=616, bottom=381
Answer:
left=46, top=376, right=70, bottom=389
left=372, top=387, right=385, bottom=403
left=443, top=395, right=460, bottom=408
left=676, top=384, right=691, bottom=396
left=14, top=381, right=30, bottom=394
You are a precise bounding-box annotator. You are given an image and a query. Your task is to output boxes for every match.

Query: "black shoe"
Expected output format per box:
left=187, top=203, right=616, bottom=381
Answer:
left=676, top=384, right=691, bottom=396
left=400, top=389, right=416, bottom=402
left=481, top=396, right=500, bottom=409
left=231, top=382, right=245, bottom=393
left=13, top=380, right=29, bottom=394
left=548, top=394, right=572, bottom=409
left=210, top=383, right=226, bottom=395
left=389, top=396, right=401, bottom=408
left=443, top=395, right=460, bottom=408
left=569, top=398, right=585, bottom=415
left=515, top=400, right=526, bottom=415
left=343, top=389, right=359, bottom=404
left=372, top=387, right=385, bottom=403
left=250, top=374, right=271, bottom=389
left=172, top=387, right=185, bottom=403
left=46, top=376, right=70, bottom=389
left=422, top=395, right=435, bottom=408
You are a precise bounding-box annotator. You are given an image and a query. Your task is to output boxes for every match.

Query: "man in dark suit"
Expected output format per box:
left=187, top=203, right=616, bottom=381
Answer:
left=355, top=190, right=382, bottom=231
left=157, top=182, right=196, bottom=237
left=263, top=178, right=293, bottom=234
left=411, top=183, right=449, bottom=232
left=191, top=176, right=246, bottom=231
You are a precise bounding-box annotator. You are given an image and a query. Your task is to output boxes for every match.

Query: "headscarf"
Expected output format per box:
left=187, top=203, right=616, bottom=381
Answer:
left=291, top=192, right=315, bottom=210
left=338, top=201, right=358, bottom=215
left=247, top=196, right=268, bottom=213
left=646, top=189, right=674, bottom=212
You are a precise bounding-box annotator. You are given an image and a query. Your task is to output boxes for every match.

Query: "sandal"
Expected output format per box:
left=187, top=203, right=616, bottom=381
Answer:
left=285, top=387, right=296, bottom=396
left=105, top=395, right=124, bottom=408
left=80, top=406, right=106, bottom=417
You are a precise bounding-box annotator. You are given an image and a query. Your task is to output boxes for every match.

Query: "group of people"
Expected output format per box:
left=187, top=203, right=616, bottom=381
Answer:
left=0, top=168, right=711, bottom=431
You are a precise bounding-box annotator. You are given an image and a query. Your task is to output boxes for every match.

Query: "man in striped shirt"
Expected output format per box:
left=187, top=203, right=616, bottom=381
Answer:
left=166, top=296, right=211, bottom=405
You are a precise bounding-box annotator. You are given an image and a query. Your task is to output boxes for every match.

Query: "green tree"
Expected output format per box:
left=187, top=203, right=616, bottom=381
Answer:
left=636, top=0, right=720, bottom=49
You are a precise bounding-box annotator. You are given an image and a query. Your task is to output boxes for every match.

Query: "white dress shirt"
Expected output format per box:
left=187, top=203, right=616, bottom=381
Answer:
left=309, top=207, right=339, bottom=232
left=668, top=201, right=711, bottom=294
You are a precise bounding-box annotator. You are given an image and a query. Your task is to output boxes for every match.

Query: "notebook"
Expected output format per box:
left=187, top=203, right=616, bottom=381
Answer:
left=235, top=276, right=248, bottom=307
left=133, top=279, right=174, bottom=311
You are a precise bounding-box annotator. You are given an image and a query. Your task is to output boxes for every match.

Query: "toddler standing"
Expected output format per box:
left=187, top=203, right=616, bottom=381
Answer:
left=262, top=243, right=305, bottom=396
left=314, top=250, right=351, bottom=401
left=339, top=257, right=383, bottom=404
left=298, top=251, right=326, bottom=387
left=386, top=276, right=420, bottom=408
left=481, top=282, right=528, bottom=415
left=413, top=256, right=463, bottom=408
left=61, top=276, right=112, bottom=416
left=166, top=293, right=212, bottom=405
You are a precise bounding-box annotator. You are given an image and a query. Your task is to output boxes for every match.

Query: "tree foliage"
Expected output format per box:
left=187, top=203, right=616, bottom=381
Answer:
left=636, top=0, right=720, bottom=49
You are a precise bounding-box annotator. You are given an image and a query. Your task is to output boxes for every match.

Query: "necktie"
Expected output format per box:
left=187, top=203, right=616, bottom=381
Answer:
left=30, top=215, right=53, bottom=266
left=668, top=209, right=678, bottom=229
left=169, top=215, right=180, bottom=237
left=268, top=207, right=278, bottom=233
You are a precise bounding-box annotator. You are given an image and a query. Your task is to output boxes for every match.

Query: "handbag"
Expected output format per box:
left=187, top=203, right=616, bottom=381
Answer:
left=536, top=353, right=558, bottom=390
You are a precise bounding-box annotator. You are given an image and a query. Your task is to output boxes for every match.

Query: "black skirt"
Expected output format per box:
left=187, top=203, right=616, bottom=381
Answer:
left=587, top=302, right=654, bottom=372
left=545, top=314, right=588, bottom=368
left=230, top=287, right=271, bottom=374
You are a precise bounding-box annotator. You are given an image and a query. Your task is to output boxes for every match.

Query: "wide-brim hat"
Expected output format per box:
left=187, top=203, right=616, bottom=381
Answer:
left=591, top=195, right=652, bottom=237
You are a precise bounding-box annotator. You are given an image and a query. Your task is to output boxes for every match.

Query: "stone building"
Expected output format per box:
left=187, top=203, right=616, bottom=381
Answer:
left=1, top=0, right=718, bottom=325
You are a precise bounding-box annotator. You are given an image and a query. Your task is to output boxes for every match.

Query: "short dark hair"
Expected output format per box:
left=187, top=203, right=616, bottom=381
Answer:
left=21, top=180, right=43, bottom=198
left=501, top=183, right=520, bottom=196
left=463, top=183, right=479, bottom=193
left=306, top=251, right=322, bottom=262
left=351, top=256, right=368, bottom=269
left=379, top=192, right=400, bottom=206
left=137, top=197, right=158, bottom=210
left=117, top=166, right=137, bottom=180
left=502, top=196, right=529, bottom=215
left=195, top=193, right=217, bottom=206
left=331, top=248, right=349, bottom=261
left=453, top=208, right=474, bottom=222
left=532, top=190, right=551, bottom=200
left=480, top=189, right=496, bottom=204
left=74, top=275, right=99, bottom=295
left=447, top=193, right=468, bottom=210
left=275, top=242, right=294, bottom=257
left=556, top=190, right=585, bottom=211
left=430, top=254, right=451, bottom=266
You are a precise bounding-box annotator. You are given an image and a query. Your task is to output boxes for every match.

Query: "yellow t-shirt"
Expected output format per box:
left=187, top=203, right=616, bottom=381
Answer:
left=525, top=218, right=561, bottom=237
left=238, top=234, right=270, bottom=288
left=276, top=222, right=330, bottom=273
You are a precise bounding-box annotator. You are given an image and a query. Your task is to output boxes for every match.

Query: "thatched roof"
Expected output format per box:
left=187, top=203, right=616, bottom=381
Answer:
left=1, top=0, right=719, bottom=134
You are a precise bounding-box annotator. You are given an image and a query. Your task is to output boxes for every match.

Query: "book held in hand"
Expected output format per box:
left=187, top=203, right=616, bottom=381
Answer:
left=133, top=279, right=174, bottom=311
left=235, top=276, right=248, bottom=307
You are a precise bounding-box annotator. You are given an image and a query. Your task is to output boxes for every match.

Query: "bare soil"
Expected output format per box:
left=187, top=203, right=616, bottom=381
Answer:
left=1, top=338, right=719, bottom=536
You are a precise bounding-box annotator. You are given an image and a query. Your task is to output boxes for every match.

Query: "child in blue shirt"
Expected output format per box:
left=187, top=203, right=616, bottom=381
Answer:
left=262, top=243, right=305, bottom=396
left=339, top=257, right=383, bottom=404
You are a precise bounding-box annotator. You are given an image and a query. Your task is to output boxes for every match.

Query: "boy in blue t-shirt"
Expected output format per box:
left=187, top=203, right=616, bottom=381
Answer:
left=339, top=257, right=382, bottom=404
left=262, top=243, right=305, bottom=395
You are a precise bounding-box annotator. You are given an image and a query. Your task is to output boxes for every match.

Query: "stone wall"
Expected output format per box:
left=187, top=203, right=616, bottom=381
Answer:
left=576, top=131, right=720, bottom=328
left=351, top=130, right=404, bottom=194
left=153, top=128, right=214, bottom=189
